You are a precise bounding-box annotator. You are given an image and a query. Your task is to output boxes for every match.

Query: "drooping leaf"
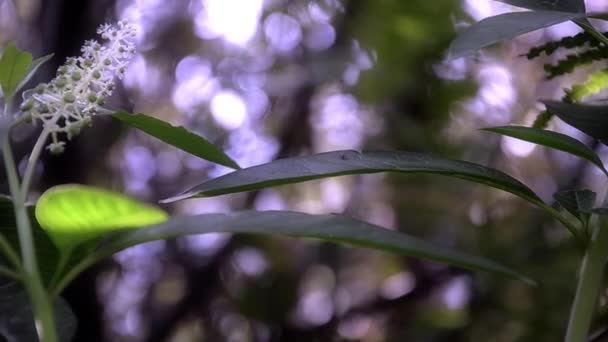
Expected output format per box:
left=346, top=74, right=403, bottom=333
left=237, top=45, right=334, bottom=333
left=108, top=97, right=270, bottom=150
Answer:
left=495, top=0, right=585, bottom=12
left=0, top=42, right=33, bottom=102
left=554, top=190, right=596, bottom=225
left=13, top=53, right=53, bottom=98
left=163, top=150, right=544, bottom=208
left=0, top=282, right=76, bottom=342
left=85, top=211, right=533, bottom=284
left=448, top=10, right=587, bottom=59
left=113, top=112, right=240, bottom=169
left=482, top=126, right=607, bottom=175
left=543, top=101, right=608, bottom=142
left=35, top=184, right=168, bottom=251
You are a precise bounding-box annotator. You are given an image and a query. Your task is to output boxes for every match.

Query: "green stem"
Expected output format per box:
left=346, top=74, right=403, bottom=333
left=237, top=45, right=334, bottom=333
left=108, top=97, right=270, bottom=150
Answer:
left=3, top=101, right=11, bottom=119
left=0, top=264, right=21, bottom=281
left=21, top=127, right=50, bottom=198
left=0, top=233, right=24, bottom=272
left=575, top=20, right=608, bottom=47
left=564, top=221, right=608, bottom=342
left=47, top=250, right=71, bottom=294
left=587, top=12, right=608, bottom=20
left=2, top=127, right=57, bottom=342
left=50, top=254, right=92, bottom=299
left=541, top=204, right=586, bottom=247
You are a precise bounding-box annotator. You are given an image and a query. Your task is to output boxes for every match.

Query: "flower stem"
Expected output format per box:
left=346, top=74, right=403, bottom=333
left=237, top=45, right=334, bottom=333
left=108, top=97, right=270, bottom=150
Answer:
left=21, top=126, right=51, bottom=198
left=2, top=126, right=58, bottom=342
left=0, top=264, right=21, bottom=281
left=576, top=20, right=608, bottom=47
left=564, top=221, right=608, bottom=342
left=0, top=232, right=24, bottom=272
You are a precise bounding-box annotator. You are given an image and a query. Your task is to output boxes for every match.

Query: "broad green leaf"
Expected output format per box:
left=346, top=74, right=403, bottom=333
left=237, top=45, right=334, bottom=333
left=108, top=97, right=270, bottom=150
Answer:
left=554, top=190, right=596, bottom=225
left=0, top=282, right=76, bottom=342
left=87, top=211, right=533, bottom=284
left=14, top=53, right=53, bottom=97
left=543, top=101, right=608, bottom=142
left=35, top=184, right=168, bottom=251
left=448, top=10, right=587, bottom=59
left=113, top=112, right=240, bottom=169
left=482, top=126, right=608, bottom=175
left=163, top=150, right=544, bottom=208
left=0, top=42, right=32, bottom=102
left=495, top=0, right=585, bottom=12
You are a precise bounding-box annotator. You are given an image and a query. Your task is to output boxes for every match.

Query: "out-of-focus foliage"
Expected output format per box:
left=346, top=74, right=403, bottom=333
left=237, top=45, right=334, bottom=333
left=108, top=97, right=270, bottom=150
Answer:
left=352, top=0, right=477, bottom=154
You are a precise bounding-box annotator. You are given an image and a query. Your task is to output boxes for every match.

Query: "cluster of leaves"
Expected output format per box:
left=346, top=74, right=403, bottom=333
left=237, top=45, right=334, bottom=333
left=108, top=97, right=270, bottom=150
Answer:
left=449, top=0, right=608, bottom=215
left=451, top=0, right=608, bottom=130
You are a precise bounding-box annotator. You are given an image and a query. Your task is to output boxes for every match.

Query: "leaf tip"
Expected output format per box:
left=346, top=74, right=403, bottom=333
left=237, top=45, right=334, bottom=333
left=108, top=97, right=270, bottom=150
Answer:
left=159, top=193, right=191, bottom=204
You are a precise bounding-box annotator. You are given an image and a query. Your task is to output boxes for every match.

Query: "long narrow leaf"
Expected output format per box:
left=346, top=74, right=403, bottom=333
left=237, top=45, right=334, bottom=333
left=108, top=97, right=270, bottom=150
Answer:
left=113, top=112, right=240, bottom=169
left=448, top=10, right=587, bottom=59
left=495, top=0, right=585, bottom=12
left=483, top=126, right=607, bottom=175
left=91, top=211, right=534, bottom=284
left=543, top=101, right=608, bottom=141
left=162, top=150, right=544, bottom=207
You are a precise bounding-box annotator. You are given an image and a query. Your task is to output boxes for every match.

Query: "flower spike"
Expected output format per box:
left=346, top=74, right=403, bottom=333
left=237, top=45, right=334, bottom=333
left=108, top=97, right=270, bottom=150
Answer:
left=21, top=20, right=137, bottom=152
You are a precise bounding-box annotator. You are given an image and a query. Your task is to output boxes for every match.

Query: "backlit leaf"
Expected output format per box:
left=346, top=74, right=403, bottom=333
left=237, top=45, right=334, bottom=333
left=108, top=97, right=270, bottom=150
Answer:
left=35, top=185, right=168, bottom=251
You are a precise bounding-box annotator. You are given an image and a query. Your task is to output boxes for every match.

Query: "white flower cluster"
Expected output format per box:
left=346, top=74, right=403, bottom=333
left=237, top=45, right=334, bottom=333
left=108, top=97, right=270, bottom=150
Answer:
left=21, top=20, right=137, bottom=154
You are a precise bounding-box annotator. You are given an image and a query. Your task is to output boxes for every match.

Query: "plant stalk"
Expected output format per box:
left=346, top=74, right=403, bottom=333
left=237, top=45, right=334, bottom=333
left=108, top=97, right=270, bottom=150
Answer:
left=564, top=221, right=608, bottom=342
left=2, top=127, right=57, bottom=342
left=0, top=233, right=24, bottom=272
left=0, top=264, right=21, bottom=281
left=576, top=20, right=608, bottom=47
left=21, top=126, right=51, bottom=198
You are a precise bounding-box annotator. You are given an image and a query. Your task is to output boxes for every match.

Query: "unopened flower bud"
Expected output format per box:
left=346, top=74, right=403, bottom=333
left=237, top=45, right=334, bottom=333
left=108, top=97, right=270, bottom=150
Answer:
left=20, top=100, right=34, bottom=112
left=71, top=71, right=82, bottom=81
left=48, top=142, right=65, bottom=155
left=63, top=92, right=76, bottom=103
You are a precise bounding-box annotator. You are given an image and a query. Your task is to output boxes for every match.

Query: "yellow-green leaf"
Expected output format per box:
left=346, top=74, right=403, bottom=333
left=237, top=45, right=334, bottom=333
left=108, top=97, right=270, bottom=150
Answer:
left=35, top=184, right=168, bottom=251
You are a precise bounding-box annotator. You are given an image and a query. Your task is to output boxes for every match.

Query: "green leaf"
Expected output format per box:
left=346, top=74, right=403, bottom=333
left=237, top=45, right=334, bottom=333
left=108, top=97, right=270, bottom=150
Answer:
left=543, top=101, right=608, bottom=142
left=163, top=150, right=544, bottom=207
left=87, top=211, right=533, bottom=284
left=0, top=42, right=33, bottom=102
left=113, top=112, right=240, bottom=169
left=14, top=53, right=53, bottom=97
left=482, top=126, right=608, bottom=175
left=448, top=10, right=587, bottom=59
left=495, top=0, right=585, bottom=12
left=554, top=190, right=596, bottom=225
left=0, top=282, right=76, bottom=342
left=35, top=184, right=168, bottom=251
